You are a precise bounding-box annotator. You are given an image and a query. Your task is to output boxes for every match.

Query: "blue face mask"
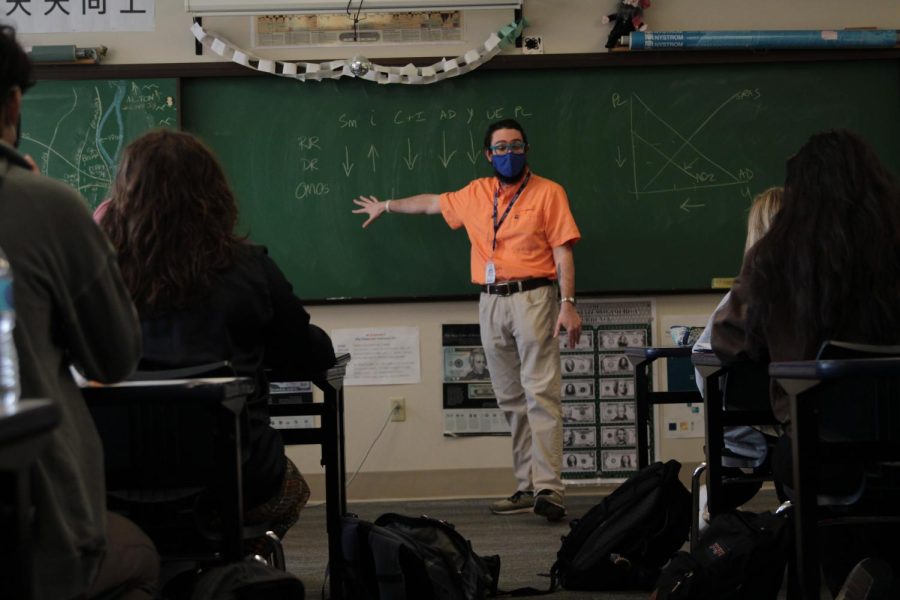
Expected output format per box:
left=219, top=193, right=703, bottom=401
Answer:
left=492, top=152, right=527, bottom=180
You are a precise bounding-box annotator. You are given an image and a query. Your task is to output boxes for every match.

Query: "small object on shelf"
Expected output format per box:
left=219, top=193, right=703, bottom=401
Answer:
left=602, top=0, right=651, bottom=51
left=27, top=45, right=107, bottom=64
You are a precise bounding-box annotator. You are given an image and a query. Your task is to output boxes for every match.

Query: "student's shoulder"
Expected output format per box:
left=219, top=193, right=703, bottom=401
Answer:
left=232, top=242, right=272, bottom=270
left=5, top=166, right=96, bottom=226
left=233, top=242, right=290, bottom=281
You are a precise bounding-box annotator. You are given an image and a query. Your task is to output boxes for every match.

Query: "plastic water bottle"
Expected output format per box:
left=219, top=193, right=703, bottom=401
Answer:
left=0, top=247, right=20, bottom=409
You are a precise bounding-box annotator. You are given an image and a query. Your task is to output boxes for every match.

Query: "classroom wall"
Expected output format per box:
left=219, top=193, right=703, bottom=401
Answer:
left=16, top=1, right=900, bottom=64
left=300, top=294, right=722, bottom=501
left=16, top=1, right=899, bottom=500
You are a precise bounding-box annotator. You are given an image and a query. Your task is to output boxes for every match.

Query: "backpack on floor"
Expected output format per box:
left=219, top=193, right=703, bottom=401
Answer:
left=190, top=558, right=305, bottom=600
left=651, top=509, right=791, bottom=600
left=341, top=512, right=501, bottom=600
left=550, top=459, right=692, bottom=591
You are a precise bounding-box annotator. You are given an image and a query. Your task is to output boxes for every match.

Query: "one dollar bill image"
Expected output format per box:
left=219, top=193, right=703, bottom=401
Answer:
left=559, top=330, right=594, bottom=352
left=561, top=354, right=594, bottom=377
left=602, top=449, right=637, bottom=472
left=564, top=426, right=597, bottom=448
left=563, top=450, right=597, bottom=472
left=562, top=379, right=595, bottom=399
left=599, top=330, right=647, bottom=349
left=600, top=425, right=636, bottom=447
left=600, top=401, right=635, bottom=423
left=600, top=354, right=633, bottom=374
left=599, top=377, right=635, bottom=399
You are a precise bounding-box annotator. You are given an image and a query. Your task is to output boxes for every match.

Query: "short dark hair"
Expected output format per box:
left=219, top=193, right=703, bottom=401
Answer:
left=0, top=26, right=34, bottom=99
left=483, top=118, right=528, bottom=150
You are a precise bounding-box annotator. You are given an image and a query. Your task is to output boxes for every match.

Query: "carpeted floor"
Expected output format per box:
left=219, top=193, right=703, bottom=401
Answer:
left=282, top=489, right=785, bottom=599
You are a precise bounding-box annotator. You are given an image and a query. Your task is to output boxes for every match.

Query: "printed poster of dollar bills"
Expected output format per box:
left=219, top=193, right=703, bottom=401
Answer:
left=442, top=324, right=509, bottom=436
left=563, top=299, right=654, bottom=481
left=442, top=300, right=654, bottom=481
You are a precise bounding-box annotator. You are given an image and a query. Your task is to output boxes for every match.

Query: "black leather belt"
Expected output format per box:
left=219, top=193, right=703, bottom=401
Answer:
left=481, top=278, right=553, bottom=296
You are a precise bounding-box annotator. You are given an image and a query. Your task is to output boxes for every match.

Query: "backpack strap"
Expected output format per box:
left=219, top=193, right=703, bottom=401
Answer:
left=491, top=565, right=558, bottom=597
left=368, top=530, right=408, bottom=600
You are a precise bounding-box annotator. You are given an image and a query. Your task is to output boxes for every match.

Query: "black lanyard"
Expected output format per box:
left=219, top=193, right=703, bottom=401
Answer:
left=492, top=172, right=531, bottom=252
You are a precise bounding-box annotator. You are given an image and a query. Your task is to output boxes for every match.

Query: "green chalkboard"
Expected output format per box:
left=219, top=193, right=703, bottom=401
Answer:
left=183, top=60, right=899, bottom=301
left=20, top=78, right=178, bottom=208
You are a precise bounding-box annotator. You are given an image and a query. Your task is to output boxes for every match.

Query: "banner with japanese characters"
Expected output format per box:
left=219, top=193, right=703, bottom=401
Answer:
left=3, top=0, right=155, bottom=33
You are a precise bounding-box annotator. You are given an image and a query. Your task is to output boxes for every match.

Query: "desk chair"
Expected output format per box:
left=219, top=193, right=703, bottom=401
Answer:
left=83, top=372, right=276, bottom=595
left=272, top=353, right=351, bottom=600
left=770, top=342, right=900, bottom=599
left=625, top=346, right=702, bottom=470
left=128, top=362, right=286, bottom=569
left=0, top=399, right=59, bottom=600
left=691, top=355, right=779, bottom=548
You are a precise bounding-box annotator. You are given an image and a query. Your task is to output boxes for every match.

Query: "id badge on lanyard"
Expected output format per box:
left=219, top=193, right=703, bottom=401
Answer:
left=485, top=261, right=496, bottom=284
left=486, top=173, right=531, bottom=285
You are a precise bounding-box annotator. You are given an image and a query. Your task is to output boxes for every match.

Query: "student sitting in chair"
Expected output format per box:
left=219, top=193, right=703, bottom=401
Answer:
left=695, top=188, right=783, bottom=458
left=98, top=129, right=336, bottom=550
left=691, top=187, right=782, bottom=523
left=1, top=26, right=158, bottom=599
left=711, top=129, right=900, bottom=592
left=711, top=130, right=900, bottom=440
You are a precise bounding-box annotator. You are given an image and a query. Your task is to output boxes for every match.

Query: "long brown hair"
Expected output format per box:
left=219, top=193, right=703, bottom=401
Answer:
left=743, top=129, right=900, bottom=357
left=100, top=129, right=243, bottom=313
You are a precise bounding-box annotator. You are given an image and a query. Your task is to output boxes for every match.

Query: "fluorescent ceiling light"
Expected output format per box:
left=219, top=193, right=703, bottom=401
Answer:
left=185, top=0, right=522, bottom=16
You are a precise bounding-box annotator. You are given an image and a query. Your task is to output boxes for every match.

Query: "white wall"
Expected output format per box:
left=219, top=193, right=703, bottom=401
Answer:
left=298, top=293, right=722, bottom=500
left=15, top=1, right=900, bottom=63
left=15, top=1, right=898, bottom=499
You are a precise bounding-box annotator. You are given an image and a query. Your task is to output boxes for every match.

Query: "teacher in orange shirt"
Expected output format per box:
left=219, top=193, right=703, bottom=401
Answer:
left=353, top=119, right=581, bottom=521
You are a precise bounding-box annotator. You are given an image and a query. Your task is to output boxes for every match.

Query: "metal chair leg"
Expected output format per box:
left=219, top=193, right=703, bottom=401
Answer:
left=265, top=530, right=286, bottom=571
left=691, top=462, right=708, bottom=551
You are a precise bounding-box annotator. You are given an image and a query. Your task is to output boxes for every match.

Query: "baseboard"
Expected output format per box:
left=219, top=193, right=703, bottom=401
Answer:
left=302, top=461, right=704, bottom=502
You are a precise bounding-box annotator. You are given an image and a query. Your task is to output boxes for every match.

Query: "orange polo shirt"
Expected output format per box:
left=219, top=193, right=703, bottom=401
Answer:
left=439, top=171, right=581, bottom=285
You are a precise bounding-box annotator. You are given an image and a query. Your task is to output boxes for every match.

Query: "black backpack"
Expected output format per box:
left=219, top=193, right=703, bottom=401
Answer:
left=550, top=459, right=692, bottom=591
left=190, top=559, right=305, bottom=600
left=341, top=512, right=501, bottom=600
left=652, top=509, right=791, bottom=600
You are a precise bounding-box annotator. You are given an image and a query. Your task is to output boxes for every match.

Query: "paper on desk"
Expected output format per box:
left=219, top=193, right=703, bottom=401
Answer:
left=331, top=327, right=420, bottom=386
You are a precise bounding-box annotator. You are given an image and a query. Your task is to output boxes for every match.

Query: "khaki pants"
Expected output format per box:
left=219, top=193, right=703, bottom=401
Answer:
left=479, top=284, right=564, bottom=495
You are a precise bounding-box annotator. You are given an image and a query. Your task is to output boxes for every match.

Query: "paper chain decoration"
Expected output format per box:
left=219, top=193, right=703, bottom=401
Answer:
left=190, top=20, right=523, bottom=85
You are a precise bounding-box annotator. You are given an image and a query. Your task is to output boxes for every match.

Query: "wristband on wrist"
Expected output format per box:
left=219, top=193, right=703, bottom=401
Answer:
left=385, top=200, right=392, bottom=213
left=561, top=297, right=576, bottom=306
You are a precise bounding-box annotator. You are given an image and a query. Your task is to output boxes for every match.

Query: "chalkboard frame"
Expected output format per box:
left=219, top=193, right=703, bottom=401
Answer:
left=32, top=49, right=900, bottom=304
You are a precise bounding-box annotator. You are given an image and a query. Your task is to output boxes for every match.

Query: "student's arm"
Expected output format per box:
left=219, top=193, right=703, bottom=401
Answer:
left=692, top=292, right=730, bottom=394
left=552, top=242, right=582, bottom=348
left=352, top=193, right=441, bottom=228
left=711, top=278, right=755, bottom=364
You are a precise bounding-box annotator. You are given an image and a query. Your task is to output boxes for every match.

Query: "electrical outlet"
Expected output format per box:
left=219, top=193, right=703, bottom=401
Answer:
left=390, top=397, right=406, bottom=422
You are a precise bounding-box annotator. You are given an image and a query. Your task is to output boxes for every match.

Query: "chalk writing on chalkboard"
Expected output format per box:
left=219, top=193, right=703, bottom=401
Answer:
left=619, top=90, right=760, bottom=206
left=183, top=61, right=900, bottom=299
left=20, top=79, right=178, bottom=207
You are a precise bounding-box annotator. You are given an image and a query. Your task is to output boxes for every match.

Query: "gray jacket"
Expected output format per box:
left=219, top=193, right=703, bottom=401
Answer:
left=0, top=141, right=140, bottom=599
